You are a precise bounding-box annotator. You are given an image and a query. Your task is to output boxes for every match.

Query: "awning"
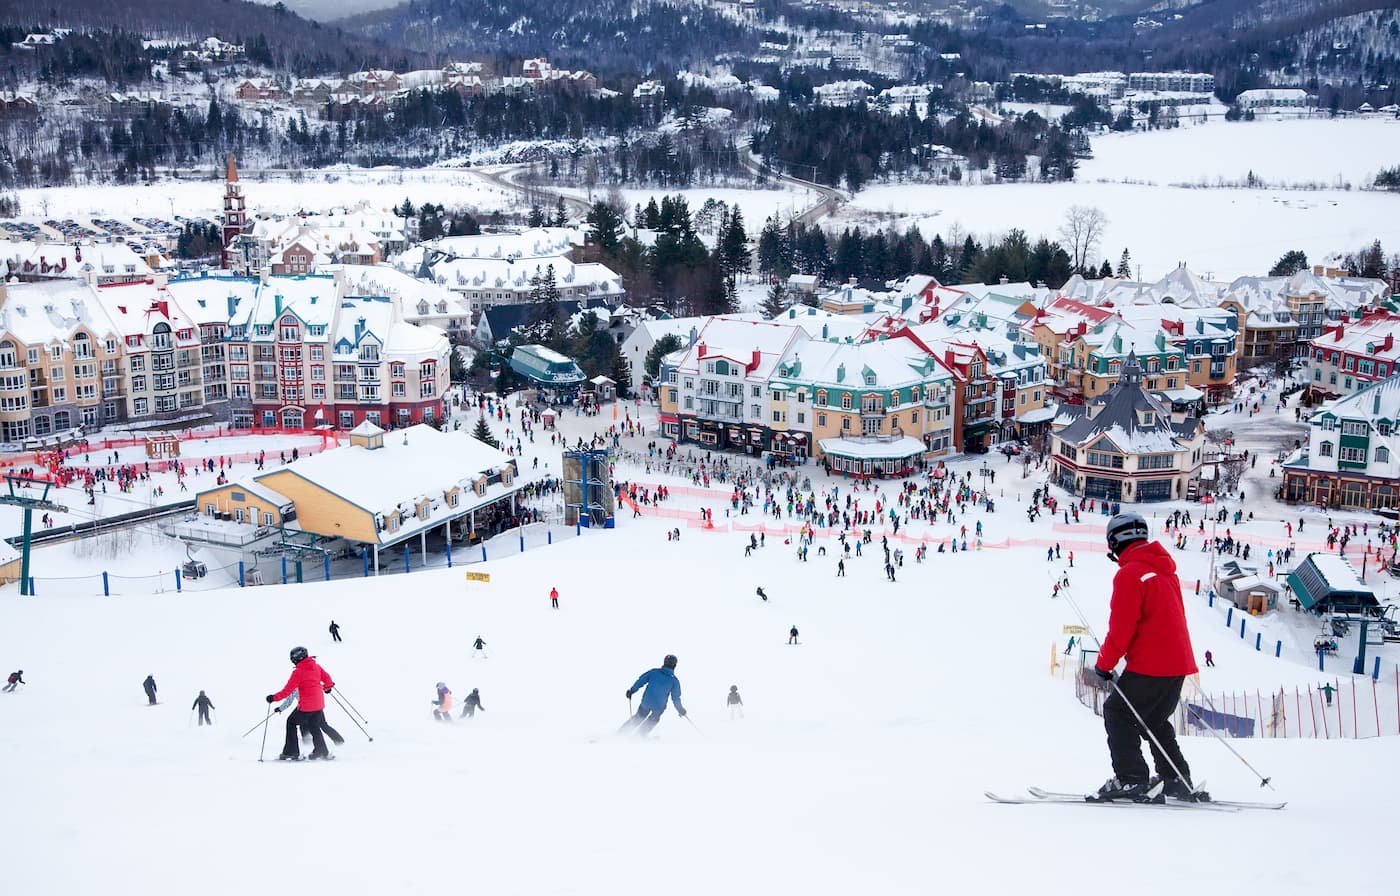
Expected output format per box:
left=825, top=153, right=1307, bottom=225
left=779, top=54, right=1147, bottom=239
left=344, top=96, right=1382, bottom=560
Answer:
left=963, top=421, right=995, bottom=436
left=1015, top=405, right=1057, bottom=424
left=818, top=435, right=926, bottom=461
left=1159, top=386, right=1205, bottom=402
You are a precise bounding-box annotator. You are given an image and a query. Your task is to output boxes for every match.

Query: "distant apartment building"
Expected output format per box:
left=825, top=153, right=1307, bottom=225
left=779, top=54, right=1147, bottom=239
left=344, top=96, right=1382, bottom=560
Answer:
left=1127, top=71, right=1214, bottom=93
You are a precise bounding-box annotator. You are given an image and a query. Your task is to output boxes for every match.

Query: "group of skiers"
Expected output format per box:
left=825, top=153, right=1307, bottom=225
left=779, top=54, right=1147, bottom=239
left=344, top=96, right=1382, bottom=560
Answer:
left=432, top=683, right=484, bottom=721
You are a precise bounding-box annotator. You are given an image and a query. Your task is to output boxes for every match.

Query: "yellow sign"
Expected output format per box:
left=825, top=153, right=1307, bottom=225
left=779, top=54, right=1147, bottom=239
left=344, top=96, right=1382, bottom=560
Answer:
left=464, top=572, right=491, bottom=582
left=1062, top=625, right=1088, bottom=635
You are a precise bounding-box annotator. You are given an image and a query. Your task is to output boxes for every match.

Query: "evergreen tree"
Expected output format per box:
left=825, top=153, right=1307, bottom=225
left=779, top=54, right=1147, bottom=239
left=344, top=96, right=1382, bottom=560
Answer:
left=1269, top=250, right=1309, bottom=277
left=1099, top=259, right=1114, bottom=278
left=471, top=415, right=498, bottom=448
left=586, top=201, right=624, bottom=256
left=762, top=279, right=788, bottom=318
left=527, top=203, right=546, bottom=228
left=553, top=195, right=568, bottom=227
left=720, top=207, right=751, bottom=279
left=1116, top=248, right=1133, bottom=279
left=644, top=334, right=684, bottom=381
left=611, top=343, right=632, bottom=399
left=756, top=216, right=788, bottom=278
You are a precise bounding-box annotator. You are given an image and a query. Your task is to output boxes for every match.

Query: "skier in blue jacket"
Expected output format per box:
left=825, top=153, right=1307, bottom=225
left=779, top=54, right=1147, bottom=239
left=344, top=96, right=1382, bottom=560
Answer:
left=621, top=654, right=686, bottom=734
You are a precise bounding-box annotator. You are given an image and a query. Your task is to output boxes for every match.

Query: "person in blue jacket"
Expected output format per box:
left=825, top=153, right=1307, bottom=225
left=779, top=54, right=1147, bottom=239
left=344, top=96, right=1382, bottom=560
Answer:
left=620, top=654, right=686, bottom=735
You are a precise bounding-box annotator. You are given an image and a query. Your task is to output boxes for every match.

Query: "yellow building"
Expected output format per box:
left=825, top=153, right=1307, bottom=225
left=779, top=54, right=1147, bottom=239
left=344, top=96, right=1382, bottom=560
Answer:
left=191, top=421, right=519, bottom=570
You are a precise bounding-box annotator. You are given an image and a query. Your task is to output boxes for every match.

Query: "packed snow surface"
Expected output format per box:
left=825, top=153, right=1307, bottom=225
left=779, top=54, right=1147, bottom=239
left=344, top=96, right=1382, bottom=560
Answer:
left=1, top=379, right=1395, bottom=895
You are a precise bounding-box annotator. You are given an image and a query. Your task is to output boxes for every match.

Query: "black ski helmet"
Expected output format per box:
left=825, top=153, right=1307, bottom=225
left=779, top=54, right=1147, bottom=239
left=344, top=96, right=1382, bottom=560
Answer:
left=1105, top=512, right=1150, bottom=561
left=290, top=646, right=309, bottom=664
left=663, top=654, right=678, bottom=669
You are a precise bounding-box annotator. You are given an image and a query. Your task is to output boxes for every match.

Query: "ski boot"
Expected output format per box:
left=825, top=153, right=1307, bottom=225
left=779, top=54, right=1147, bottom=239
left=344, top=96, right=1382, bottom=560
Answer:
left=1090, top=777, right=1158, bottom=803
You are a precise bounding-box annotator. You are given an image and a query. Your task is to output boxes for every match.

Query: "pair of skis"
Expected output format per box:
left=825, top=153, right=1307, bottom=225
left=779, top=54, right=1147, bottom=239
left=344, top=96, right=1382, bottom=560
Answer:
left=986, top=785, right=1284, bottom=811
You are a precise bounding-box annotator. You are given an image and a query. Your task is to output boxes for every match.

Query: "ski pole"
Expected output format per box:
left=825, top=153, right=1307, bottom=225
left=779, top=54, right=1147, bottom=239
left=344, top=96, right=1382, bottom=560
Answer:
left=684, top=715, right=706, bottom=738
left=257, top=703, right=273, bottom=762
left=188, top=708, right=195, bottom=728
left=332, top=687, right=369, bottom=724
left=1187, top=678, right=1275, bottom=789
left=242, top=709, right=276, bottom=738
left=330, top=690, right=373, bottom=742
left=1059, top=585, right=1199, bottom=796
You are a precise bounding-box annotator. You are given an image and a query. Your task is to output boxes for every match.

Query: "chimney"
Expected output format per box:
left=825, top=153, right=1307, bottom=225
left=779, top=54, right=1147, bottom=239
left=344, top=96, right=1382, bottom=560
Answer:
left=1385, top=334, right=1394, bottom=352
left=227, top=296, right=237, bottom=318
left=274, top=294, right=283, bottom=315
left=751, top=349, right=761, bottom=369
left=836, top=363, right=845, bottom=382
left=1334, top=325, right=1344, bottom=342
left=696, top=341, right=706, bottom=359
left=822, top=323, right=829, bottom=340
left=355, top=317, right=366, bottom=341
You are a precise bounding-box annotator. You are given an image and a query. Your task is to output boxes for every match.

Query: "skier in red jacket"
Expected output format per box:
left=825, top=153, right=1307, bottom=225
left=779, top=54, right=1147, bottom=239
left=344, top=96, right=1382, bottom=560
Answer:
left=266, top=646, right=335, bottom=761
left=1093, top=513, right=1204, bottom=802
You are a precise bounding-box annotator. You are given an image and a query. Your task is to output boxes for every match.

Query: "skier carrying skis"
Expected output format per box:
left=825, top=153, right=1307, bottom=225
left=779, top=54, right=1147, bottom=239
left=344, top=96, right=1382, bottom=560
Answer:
left=3, top=670, right=22, bottom=692
left=143, top=675, right=158, bottom=705
left=432, top=682, right=454, bottom=721
left=1093, top=513, right=1204, bottom=802
left=727, top=685, right=744, bottom=720
left=621, top=654, right=686, bottom=735
left=265, top=646, right=335, bottom=761
left=192, top=690, right=215, bottom=725
left=459, top=688, right=484, bottom=719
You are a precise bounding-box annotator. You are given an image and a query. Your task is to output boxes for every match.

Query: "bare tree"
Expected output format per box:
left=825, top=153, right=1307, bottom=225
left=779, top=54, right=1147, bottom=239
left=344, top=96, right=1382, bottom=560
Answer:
left=1059, top=205, right=1108, bottom=274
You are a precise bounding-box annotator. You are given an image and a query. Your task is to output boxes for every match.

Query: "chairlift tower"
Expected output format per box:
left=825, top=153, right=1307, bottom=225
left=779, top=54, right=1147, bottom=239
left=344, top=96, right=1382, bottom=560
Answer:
left=1, top=475, right=69, bottom=596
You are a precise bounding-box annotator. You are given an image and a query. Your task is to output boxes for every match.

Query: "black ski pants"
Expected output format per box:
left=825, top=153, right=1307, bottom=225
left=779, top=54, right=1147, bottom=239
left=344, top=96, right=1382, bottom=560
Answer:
left=301, top=716, right=344, bottom=745
left=197, top=707, right=211, bottom=726
left=1103, top=671, right=1190, bottom=785
left=284, top=709, right=329, bottom=758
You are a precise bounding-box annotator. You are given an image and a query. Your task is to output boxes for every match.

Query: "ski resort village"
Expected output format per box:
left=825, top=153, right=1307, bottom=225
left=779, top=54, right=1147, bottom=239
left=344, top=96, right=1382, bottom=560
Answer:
left=3, top=6, right=1400, bottom=893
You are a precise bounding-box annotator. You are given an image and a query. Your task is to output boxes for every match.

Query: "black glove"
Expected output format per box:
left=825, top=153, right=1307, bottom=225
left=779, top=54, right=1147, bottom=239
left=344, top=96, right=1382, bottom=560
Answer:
left=265, top=694, right=275, bottom=703
left=1094, top=667, right=1114, bottom=683
left=626, top=689, right=635, bottom=699
left=324, top=686, right=332, bottom=694
left=273, top=706, right=283, bottom=713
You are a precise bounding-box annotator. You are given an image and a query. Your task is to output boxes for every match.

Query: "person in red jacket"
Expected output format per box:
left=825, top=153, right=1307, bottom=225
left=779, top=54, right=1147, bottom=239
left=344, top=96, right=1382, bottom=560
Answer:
left=1093, top=513, right=1204, bottom=802
left=266, top=646, right=335, bottom=761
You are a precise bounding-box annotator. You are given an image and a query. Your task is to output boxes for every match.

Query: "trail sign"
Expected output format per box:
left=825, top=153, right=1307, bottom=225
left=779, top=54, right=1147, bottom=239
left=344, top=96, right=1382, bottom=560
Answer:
left=1061, top=624, right=1088, bottom=635
left=464, top=571, right=491, bottom=582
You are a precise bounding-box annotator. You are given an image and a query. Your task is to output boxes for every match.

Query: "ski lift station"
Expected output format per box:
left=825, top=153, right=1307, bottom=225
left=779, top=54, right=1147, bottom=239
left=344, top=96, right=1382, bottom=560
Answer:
left=1287, top=553, right=1380, bottom=615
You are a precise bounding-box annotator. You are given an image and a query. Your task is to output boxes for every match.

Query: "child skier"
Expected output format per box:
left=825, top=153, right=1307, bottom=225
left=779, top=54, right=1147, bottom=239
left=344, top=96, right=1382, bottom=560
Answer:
left=432, top=682, right=454, bottom=721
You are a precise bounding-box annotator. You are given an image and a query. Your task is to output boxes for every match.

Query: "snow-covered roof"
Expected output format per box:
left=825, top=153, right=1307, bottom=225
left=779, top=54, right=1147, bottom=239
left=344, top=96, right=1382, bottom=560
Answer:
left=817, top=435, right=926, bottom=459
left=0, top=278, right=119, bottom=345
left=1305, top=553, right=1371, bottom=594
left=1055, top=353, right=1200, bottom=453
left=263, top=424, right=516, bottom=546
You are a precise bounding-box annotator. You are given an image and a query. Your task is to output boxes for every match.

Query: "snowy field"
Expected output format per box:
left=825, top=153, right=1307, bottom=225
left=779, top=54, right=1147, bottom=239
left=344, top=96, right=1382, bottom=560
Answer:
left=840, top=117, right=1400, bottom=280
left=1, top=384, right=1397, bottom=895
left=842, top=181, right=1397, bottom=280
left=9, top=167, right=520, bottom=221
left=1080, top=116, right=1400, bottom=187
